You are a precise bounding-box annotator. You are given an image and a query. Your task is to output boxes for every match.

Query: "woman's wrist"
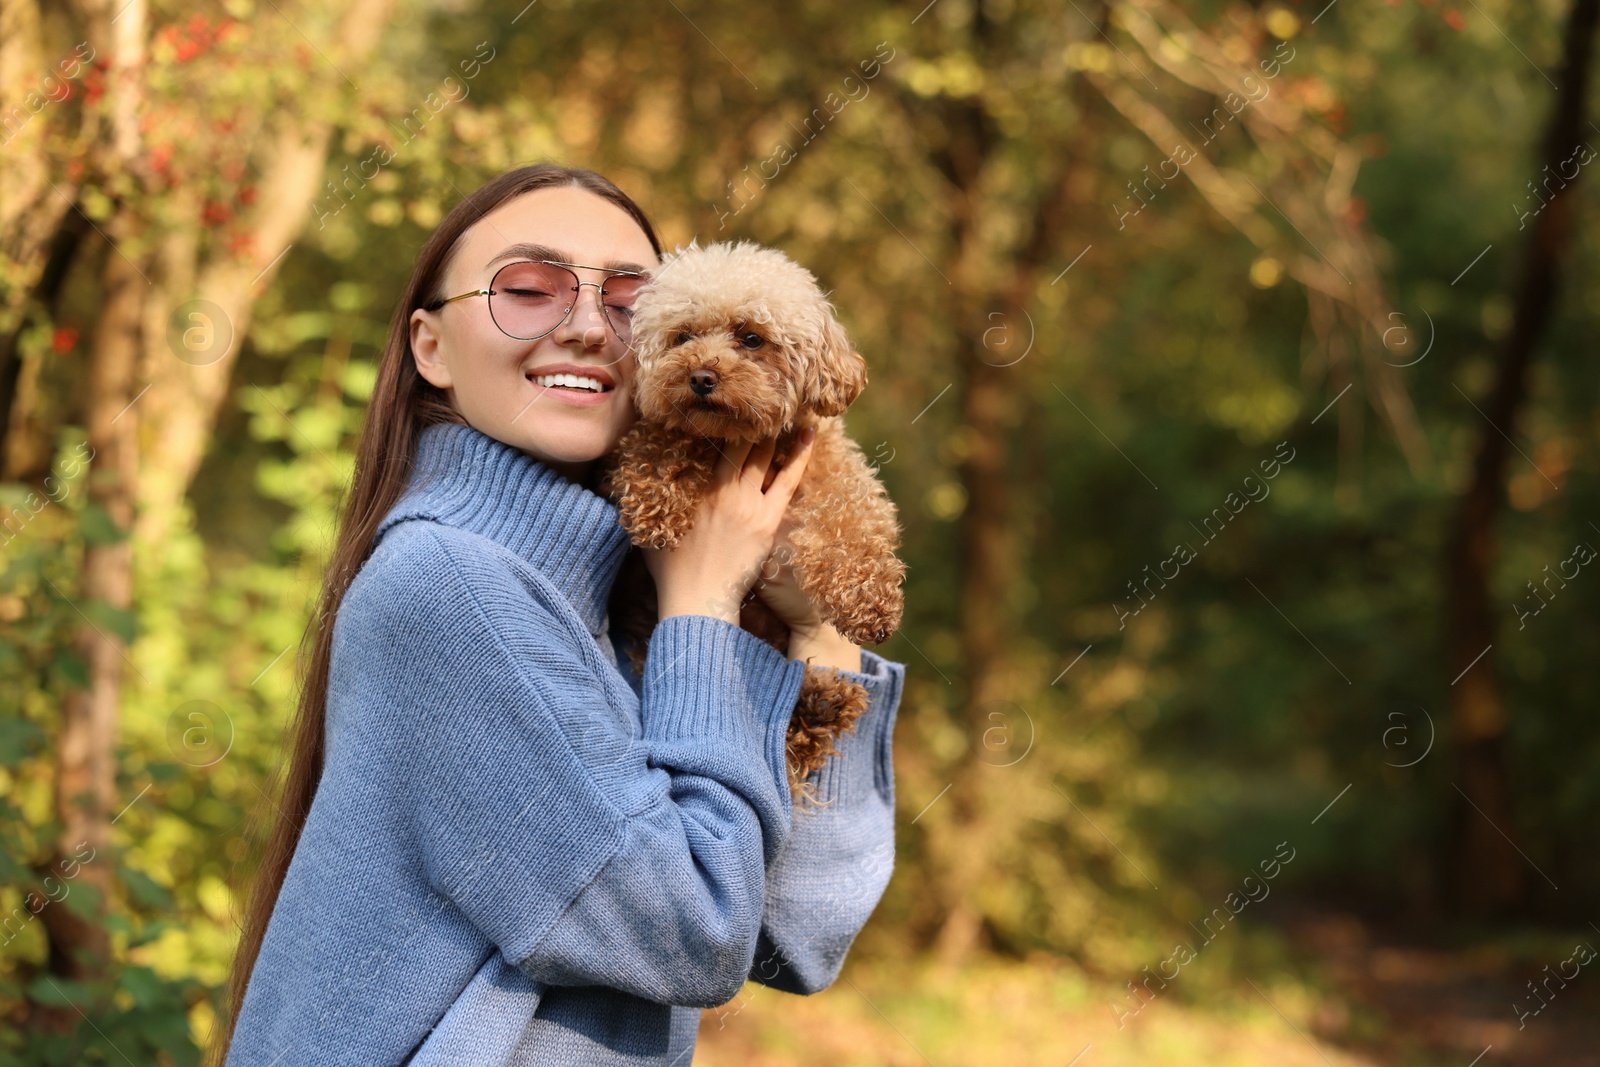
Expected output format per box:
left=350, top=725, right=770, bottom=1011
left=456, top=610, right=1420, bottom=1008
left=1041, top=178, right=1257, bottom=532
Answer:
left=656, top=574, right=749, bottom=627
left=659, top=563, right=764, bottom=620
left=786, top=621, right=862, bottom=673
left=658, top=595, right=739, bottom=627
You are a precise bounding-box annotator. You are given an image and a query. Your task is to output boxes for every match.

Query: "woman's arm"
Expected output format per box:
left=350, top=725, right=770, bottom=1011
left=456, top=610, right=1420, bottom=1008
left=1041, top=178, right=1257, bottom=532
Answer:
left=786, top=619, right=862, bottom=673
left=610, top=612, right=906, bottom=995
left=745, top=646, right=904, bottom=994
left=348, top=522, right=810, bottom=1009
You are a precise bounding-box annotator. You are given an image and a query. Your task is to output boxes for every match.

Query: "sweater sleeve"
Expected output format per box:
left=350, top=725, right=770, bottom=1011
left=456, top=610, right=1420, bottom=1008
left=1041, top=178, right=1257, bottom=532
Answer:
left=352, top=523, right=810, bottom=1010
left=745, top=649, right=904, bottom=994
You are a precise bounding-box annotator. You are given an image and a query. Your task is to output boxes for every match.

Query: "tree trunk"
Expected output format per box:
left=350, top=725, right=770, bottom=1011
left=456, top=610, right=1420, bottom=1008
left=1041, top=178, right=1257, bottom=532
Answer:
left=34, top=0, right=148, bottom=1017
left=0, top=0, right=85, bottom=482
left=929, top=67, right=1083, bottom=962
left=1443, top=0, right=1598, bottom=916
left=40, top=211, right=142, bottom=1004
left=0, top=0, right=80, bottom=334
left=1, top=210, right=91, bottom=482
left=134, top=0, right=392, bottom=551
left=18, top=0, right=392, bottom=1018
left=931, top=343, right=1023, bottom=964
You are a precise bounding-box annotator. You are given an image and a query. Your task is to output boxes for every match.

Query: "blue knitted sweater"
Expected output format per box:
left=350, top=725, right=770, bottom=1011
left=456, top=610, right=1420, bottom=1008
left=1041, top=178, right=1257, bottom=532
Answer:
left=225, top=421, right=905, bottom=1066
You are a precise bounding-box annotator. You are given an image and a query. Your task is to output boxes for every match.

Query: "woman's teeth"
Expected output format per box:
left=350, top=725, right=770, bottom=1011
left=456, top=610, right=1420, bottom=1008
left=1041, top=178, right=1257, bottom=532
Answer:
left=531, top=373, right=610, bottom=392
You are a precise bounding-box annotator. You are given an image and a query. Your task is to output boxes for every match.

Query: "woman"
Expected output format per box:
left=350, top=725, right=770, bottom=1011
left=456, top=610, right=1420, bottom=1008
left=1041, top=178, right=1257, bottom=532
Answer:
left=216, top=164, right=906, bottom=1066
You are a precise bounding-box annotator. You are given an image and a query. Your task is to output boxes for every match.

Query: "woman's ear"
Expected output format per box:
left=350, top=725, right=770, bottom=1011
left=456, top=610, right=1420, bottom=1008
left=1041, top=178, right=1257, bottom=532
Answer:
left=410, top=307, right=453, bottom=389
left=804, top=315, right=868, bottom=417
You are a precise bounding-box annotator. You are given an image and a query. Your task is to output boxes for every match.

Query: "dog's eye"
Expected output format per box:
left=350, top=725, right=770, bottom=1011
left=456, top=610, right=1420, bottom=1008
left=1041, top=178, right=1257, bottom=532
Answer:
left=739, top=332, right=766, bottom=350
left=674, top=332, right=692, bottom=346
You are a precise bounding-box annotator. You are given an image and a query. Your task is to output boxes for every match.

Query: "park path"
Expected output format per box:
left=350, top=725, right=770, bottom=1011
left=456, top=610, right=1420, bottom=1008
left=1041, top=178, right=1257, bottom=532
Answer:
left=1280, top=906, right=1600, bottom=1067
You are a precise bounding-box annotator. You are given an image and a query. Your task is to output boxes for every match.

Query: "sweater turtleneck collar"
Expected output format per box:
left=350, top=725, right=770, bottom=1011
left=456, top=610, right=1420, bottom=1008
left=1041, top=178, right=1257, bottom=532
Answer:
left=375, top=421, right=632, bottom=636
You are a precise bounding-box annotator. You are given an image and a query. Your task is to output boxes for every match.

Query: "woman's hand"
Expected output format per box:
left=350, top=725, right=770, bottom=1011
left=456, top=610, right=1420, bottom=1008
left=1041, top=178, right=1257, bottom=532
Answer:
left=642, top=428, right=816, bottom=626
left=750, top=517, right=863, bottom=672
left=749, top=512, right=821, bottom=633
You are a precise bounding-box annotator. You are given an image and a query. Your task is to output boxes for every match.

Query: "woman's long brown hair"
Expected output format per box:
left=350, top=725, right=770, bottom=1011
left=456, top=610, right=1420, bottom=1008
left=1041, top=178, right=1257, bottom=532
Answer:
left=211, top=163, right=662, bottom=1065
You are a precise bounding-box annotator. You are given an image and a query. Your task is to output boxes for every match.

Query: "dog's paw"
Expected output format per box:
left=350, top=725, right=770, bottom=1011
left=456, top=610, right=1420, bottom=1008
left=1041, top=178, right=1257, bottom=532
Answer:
left=829, top=615, right=899, bottom=648
left=634, top=527, right=682, bottom=551
left=811, top=572, right=904, bottom=646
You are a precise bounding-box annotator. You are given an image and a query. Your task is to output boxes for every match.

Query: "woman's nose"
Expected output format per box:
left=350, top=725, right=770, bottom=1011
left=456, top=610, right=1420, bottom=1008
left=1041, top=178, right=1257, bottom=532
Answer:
left=558, top=285, right=611, bottom=348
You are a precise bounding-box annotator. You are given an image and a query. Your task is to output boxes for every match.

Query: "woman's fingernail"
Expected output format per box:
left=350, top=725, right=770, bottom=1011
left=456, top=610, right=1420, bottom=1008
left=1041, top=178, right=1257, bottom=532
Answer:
left=802, top=426, right=814, bottom=443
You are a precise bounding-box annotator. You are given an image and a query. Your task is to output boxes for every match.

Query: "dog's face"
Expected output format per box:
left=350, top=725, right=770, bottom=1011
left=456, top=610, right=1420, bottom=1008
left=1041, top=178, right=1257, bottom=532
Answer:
left=626, top=241, right=867, bottom=441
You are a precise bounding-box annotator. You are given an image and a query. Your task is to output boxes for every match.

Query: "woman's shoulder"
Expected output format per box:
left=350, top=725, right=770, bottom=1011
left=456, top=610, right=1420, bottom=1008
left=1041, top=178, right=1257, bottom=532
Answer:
left=344, top=518, right=573, bottom=642
left=357, top=517, right=498, bottom=595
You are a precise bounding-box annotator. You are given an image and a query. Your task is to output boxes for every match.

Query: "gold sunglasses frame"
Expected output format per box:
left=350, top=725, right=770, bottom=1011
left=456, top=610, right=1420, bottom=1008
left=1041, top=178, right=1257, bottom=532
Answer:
left=428, top=258, right=648, bottom=346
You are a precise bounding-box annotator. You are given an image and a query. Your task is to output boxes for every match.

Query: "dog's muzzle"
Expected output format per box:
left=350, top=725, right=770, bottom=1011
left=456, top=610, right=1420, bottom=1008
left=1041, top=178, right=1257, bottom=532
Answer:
left=689, top=368, right=720, bottom=397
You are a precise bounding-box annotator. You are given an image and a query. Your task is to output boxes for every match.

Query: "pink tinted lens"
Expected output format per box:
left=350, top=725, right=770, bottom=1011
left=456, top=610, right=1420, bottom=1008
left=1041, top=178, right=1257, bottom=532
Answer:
left=601, top=274, right=645, bottom=344
left=489, top=261, right=577, bottom=339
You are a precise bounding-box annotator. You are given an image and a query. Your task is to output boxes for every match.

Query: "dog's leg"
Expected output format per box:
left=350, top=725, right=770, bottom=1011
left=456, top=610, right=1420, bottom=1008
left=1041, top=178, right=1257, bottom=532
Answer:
left=602, top=424, right=721, bottom=550
left=787, top=668, right=870, bottom=811
left=782, top=427, right=907, bottom=646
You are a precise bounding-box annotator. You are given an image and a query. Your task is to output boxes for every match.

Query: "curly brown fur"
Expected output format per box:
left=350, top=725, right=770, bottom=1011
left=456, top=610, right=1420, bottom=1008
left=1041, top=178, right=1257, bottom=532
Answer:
left=601, top=427, right=723, bottom=550
left=623, top=240, right=870, bottom=438
left=600, top=240, right=906, bottom=796
left=738, top=596, right=869, bottom=812
left=786, top=668, right=871, bottom=812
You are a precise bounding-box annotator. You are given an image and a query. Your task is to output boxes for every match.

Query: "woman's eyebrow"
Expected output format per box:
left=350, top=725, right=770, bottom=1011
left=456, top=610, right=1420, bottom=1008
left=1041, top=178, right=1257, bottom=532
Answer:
left=485, top=243, right=649, bottom=273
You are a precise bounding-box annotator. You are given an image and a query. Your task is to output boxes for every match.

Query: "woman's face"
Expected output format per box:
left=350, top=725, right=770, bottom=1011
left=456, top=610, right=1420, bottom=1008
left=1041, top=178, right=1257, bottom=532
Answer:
left=410, top=186, right=659, bottom=484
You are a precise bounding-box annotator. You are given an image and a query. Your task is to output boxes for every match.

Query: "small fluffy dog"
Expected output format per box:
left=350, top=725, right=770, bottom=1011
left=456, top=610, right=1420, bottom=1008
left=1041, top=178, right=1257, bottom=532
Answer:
left=599, top=241, right=906, bottom=805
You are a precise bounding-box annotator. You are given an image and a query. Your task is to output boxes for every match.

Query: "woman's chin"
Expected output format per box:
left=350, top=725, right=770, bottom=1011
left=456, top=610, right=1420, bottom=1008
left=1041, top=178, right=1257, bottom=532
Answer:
left=469, top=401, right=636, bottom=472
left=527, top=432, right=616, bottom=468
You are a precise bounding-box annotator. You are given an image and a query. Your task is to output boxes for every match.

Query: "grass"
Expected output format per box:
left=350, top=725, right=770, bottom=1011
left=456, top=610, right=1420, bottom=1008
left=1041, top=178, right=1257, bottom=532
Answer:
left=694, top=949, right=1401, bottom=1067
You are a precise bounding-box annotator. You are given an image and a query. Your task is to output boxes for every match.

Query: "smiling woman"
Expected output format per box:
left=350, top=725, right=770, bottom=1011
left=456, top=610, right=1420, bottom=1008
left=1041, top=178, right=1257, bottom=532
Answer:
left=406, top=187, right=658, bottom=486
left=214, top=163, right=905, bottom=1067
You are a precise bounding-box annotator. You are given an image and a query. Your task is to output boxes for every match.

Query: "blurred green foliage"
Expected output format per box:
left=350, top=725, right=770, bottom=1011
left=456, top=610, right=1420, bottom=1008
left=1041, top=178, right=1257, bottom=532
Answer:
left=2, top=0, right=1597, bottom=1061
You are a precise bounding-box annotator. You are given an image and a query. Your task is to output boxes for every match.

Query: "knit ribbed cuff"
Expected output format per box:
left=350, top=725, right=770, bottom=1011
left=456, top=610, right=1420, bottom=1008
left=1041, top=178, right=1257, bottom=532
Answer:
left=798, top=649, right=905, bottom=811
left=640, top=614, right=808, bottom=747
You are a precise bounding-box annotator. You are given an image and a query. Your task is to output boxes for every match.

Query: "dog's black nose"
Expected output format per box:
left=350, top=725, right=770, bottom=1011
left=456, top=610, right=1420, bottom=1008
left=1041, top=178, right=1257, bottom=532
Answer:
left=689, top=368, right=719, bottom=396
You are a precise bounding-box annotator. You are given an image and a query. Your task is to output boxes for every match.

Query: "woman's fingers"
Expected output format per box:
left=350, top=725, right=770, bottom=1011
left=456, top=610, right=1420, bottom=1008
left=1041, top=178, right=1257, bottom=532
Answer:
left=715, top=438, right=755, bottom=482
left=741, top=436, right=778, bottom=488
left=763, top=428, right=815, bottom=509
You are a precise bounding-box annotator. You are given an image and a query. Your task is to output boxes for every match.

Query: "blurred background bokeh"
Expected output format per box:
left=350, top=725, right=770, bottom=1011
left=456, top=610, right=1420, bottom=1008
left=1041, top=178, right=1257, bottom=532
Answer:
left=3, top=0, right=1599, bottom=1062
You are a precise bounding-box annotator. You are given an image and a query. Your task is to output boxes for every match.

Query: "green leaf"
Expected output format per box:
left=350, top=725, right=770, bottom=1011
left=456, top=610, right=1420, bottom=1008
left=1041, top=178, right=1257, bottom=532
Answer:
left=128, top=917, right=176, bottom=948
left=83, top=601, right=138, bottom=645
left=78, top=504, right=126, bottom=546
left=341, top=356, right=378, bottom=400
left=80, top=187, right=113, bottom=221
left=145, top=761, right=187, bottom=784
left=59, top=879, right=104, bottom=922
left=118, top=965, right=164, bottom=1008
left=50, top=646, right=90, bottom=689
left=0, top=844, right=25, bottom=883
left=121, top=868, right=174, bottom=911
left=26, top=974, right=89, bottom=1007
left=0, top=715, right=44, bottom=766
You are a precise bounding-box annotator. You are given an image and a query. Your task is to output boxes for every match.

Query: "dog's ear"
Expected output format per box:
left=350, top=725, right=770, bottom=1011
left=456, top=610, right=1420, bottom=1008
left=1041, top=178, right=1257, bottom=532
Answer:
left=804, top=314, right=869, bottom=417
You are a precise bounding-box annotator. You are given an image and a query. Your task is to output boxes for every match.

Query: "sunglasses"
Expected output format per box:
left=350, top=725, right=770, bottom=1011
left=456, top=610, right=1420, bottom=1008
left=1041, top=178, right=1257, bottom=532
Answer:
left=427, top=259, right=648, bottom=348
